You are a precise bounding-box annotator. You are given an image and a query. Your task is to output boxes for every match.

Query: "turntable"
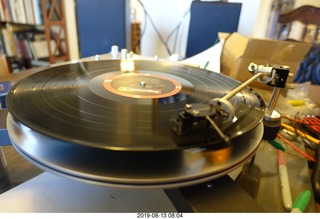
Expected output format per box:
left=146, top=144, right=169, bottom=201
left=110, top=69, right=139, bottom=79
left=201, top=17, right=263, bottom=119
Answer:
left=5, top=55, right=291, bottom=191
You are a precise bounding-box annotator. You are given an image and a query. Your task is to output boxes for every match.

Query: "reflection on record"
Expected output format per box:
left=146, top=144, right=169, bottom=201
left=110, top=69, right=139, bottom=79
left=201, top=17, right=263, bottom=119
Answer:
left=7, top=60, right=265, bottom=151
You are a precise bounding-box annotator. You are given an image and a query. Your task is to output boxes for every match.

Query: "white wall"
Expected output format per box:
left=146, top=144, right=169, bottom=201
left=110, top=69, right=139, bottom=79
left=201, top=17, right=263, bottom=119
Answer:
left=229, top=0, right=266, bottom=38
left=131, top=0, right=193, bottom=59
left=64, top=0, right=79, bottom=60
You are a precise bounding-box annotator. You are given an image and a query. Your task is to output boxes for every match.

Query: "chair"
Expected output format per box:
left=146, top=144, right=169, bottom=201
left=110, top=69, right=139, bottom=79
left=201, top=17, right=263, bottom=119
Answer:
left=276, top=5, right=320, bottom=43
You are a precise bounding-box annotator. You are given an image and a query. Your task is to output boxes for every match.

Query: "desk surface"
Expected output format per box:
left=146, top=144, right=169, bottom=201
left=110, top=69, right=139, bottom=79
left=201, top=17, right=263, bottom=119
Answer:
left=0, top=58, right=318, bottom=212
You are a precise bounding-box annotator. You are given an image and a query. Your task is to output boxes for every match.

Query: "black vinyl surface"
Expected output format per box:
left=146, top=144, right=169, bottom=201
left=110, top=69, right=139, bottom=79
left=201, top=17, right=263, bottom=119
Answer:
left=6, top=60, right=266, bottom=188
left=7, top=60, right=265, bottom=151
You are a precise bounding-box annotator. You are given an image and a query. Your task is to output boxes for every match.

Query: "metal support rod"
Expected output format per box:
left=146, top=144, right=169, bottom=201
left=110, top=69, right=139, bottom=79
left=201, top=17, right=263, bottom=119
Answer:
left=221, top=72, right=264, bottom=101
left=266, top=87, right=281, bottom=116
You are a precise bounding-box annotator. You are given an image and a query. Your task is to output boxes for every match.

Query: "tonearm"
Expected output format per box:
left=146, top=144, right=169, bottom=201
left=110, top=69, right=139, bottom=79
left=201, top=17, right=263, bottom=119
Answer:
left=172, top=62, right=292, bottom=144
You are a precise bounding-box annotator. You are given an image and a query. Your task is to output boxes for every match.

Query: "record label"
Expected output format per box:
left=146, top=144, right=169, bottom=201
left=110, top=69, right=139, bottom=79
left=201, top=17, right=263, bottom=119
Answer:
left=103, top=73, right=182, bottom=98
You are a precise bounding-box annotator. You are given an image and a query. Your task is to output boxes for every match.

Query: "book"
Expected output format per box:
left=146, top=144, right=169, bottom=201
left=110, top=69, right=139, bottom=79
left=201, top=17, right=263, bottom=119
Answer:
left=23, top=0, right=35, bottom=24
left=1, top=0, right=12, bottom=22
left=0, top=129, right=11, bottom=145
left=0, top=32, right=5, bottom=54
left=1, top=28, right=16, bottom=57
left=16, top=0, right=27, bottom=23
left=32, top=40, right=55, bottom=58
left=0, top=81, right=11, bottom=96
left=0, top=0, right=4, bottom=20
left=31, top=0, right=42, bottom=25
left=8, top=0, right=17, bottom=23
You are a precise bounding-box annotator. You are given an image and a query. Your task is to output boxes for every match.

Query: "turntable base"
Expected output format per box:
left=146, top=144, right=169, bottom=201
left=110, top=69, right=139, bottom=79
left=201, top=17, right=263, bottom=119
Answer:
left=6, top=110, right=263, bottom=189
left=0, top=171, right=264, bottom=212
left=0, top=172, right=176, bottom=212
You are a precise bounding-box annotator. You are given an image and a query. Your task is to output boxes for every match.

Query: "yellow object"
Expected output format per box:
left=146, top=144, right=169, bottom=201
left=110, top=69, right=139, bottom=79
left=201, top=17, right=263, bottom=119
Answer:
left=287, top=99, right=305, bottom=106
left=281, top=123, right=320, bottom=145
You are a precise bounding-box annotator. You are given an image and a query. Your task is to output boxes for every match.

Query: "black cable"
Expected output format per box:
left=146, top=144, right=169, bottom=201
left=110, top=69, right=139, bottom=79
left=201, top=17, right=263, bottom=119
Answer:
left=136, top=0, right=172, bottom=56
left=165, top=8, right=190, bottom=55
left=290, top=112, right=319, bottom=151
left=139, top=5, right=148, bottom=41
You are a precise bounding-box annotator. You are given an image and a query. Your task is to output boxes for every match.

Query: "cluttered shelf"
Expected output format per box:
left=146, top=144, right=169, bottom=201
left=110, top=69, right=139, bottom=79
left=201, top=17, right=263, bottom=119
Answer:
left=0, top=0, right=44, bottom=71
left=0, top=0, right=69, bottom=72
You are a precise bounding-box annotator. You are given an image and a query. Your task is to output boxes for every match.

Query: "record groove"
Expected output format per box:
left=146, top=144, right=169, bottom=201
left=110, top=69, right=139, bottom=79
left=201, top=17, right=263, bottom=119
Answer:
left=7, top=60, right=265, bottom=151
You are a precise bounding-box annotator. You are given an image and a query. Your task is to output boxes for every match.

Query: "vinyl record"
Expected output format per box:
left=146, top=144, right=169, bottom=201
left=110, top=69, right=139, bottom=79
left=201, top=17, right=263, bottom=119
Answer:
left=6, top=59, right=266, bottom=188
left=6, top=60, right=265, bottom=151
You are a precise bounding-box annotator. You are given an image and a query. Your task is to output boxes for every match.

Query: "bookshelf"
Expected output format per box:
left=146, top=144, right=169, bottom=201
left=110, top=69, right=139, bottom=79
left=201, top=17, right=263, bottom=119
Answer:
left=131, top=22, right=141, bottom=54
left=41, top=0, right=69, bottom=64
left=0, top=0, right=69, bottom=72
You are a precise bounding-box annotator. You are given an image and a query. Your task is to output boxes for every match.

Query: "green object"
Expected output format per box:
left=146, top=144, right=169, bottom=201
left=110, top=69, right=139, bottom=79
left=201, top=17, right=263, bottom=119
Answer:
left=268, top=140, right=285, bottom=151
left=291, top=190, right=311, bottom=213
left=203, top=61, right=210, bottom=69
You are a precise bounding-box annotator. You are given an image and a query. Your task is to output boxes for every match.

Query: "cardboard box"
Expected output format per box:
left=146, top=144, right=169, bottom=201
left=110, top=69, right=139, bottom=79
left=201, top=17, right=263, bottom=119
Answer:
left=220, top=32, right=312, bottom=90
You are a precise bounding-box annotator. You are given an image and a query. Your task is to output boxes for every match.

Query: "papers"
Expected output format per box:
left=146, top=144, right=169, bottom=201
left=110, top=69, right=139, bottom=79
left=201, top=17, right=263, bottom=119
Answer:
left=181, top=42, right=223, bottom=73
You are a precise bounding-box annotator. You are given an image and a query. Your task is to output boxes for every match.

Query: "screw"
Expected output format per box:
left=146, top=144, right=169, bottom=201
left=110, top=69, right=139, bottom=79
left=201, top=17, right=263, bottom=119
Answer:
left=206, top=182, right=213, bottom=188
left=185, top=104, right=192, bottom=110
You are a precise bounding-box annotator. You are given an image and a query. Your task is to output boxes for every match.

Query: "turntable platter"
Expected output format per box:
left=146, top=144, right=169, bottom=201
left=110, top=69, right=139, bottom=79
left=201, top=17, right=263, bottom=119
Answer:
left=6, top=59, right=265, bottom=188
left=7, top=113, right=263, bottom=188
left=6, top=60, right=265, bottom=151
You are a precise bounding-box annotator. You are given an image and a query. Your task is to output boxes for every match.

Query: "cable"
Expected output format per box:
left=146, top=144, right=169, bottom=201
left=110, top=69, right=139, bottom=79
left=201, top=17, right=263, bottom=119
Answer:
left=277, top=133, right=316, bottom=162
left=135, top=0, right=191, bottom=57
left=139, top=5, right=148, bottom=38
left=176, top=17, right=188, bottom=59
left=136, top=0, right=172, bottom=56
left=281, top=112, right=320, bottom=146
left=281, top=123, right=320, bottom=145
left=165, top=8, right=190, bottom=55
